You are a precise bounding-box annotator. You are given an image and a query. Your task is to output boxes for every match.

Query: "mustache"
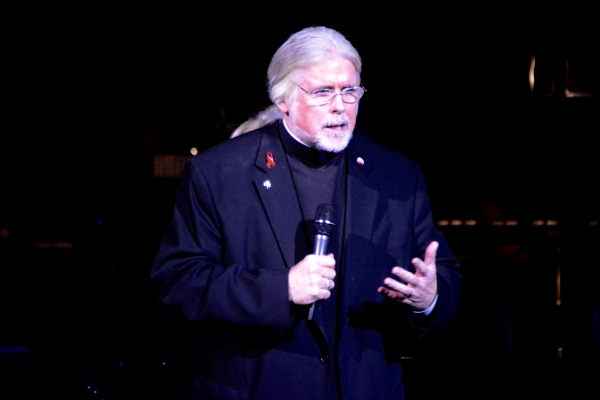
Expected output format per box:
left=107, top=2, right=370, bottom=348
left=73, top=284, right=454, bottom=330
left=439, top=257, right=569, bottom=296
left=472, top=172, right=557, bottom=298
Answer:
left=321, top=115, right=350, bottom=128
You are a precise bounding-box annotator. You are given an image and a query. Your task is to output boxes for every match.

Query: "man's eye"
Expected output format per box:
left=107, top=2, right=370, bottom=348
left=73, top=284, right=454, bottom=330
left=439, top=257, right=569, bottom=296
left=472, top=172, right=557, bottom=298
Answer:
left=343, top=88, right=358, bottom=94
left=313, top=89, right=334, bottom=97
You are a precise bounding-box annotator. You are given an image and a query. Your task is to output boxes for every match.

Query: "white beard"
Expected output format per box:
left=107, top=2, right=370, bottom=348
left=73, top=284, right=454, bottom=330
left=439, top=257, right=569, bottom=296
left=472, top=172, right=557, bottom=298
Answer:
left=290, top=114, right=353, bottom=153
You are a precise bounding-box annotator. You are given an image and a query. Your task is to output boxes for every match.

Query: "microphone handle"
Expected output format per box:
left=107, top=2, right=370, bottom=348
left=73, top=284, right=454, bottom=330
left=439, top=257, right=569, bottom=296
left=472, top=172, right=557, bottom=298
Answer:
left=308, top=234, right=330, bottom=320
left=312, top=234, right=330, bottom=256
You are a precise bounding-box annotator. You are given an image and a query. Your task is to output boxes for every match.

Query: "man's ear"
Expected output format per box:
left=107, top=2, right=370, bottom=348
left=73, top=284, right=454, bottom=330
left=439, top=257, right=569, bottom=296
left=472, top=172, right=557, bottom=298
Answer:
left=277, top=101, right=289, bottom=116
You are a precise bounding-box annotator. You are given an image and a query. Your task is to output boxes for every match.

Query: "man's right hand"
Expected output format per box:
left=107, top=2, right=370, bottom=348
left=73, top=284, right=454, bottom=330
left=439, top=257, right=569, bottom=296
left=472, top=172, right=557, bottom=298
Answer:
left=288, top=254, right=336, bottom=304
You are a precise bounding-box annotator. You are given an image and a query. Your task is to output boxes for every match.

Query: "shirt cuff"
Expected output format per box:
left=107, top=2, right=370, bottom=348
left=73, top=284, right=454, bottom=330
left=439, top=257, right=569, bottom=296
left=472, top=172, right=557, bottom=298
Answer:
left=412, top=293, right=438, bottom=316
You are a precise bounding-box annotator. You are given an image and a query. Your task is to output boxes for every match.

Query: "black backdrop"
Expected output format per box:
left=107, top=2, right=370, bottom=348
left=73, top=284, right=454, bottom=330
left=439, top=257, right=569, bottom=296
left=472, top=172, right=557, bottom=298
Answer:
left=1, top=5, right=599, bottom=399
left=5, top=6, right=598, bottom=223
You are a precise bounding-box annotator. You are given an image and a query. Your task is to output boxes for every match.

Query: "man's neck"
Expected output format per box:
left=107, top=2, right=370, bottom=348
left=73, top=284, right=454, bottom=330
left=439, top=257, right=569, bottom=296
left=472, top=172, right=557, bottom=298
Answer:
left=282, top=119, right=309, bottom=147
left=279, top=120, right=339, bottom=166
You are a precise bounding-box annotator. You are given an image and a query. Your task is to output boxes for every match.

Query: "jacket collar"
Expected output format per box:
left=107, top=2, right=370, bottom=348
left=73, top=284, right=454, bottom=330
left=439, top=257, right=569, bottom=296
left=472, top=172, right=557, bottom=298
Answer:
left=253, top=121, right=304, bottom=269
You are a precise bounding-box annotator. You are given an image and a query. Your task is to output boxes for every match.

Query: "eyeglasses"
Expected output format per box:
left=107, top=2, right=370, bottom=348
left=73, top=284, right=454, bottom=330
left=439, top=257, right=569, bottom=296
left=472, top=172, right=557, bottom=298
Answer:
left=293, top=82, right=366, bottom=106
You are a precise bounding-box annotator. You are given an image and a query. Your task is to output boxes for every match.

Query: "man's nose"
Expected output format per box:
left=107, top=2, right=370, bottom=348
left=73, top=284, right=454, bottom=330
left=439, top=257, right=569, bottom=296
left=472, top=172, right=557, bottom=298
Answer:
left=329, top=93, right=346, bottom=113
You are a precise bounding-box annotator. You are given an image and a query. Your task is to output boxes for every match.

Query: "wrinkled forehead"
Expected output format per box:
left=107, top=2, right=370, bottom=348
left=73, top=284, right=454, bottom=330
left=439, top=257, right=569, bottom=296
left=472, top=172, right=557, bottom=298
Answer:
left=294, top=57, right=360, bottom=86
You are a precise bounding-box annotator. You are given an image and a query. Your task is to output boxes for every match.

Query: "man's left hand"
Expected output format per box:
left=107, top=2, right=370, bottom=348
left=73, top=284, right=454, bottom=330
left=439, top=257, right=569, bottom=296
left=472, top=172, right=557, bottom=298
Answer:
left=377, top=241, right=439, bottom=311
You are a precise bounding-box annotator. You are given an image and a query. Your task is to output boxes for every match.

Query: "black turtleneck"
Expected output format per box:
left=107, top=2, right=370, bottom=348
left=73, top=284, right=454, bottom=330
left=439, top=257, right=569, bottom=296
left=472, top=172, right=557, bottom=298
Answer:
left=279, top=120, right=345, bottom=241
left=279, top=120, right=347, bottom=397
left=280, top=120, right=347, bottom=312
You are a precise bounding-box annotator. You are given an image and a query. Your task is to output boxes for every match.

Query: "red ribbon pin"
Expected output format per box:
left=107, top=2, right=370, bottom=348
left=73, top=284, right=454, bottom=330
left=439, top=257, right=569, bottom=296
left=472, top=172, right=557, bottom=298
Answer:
left=266, top=152, right=276, bottom=168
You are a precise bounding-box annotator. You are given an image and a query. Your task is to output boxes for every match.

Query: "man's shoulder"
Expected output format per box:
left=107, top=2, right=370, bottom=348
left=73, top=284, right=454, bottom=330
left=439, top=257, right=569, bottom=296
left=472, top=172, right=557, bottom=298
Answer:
left=349, top=134, right=416, bottom=166
left=200, top=122, right=278, bottom=157
left=186, top=121, right=280, bottom=173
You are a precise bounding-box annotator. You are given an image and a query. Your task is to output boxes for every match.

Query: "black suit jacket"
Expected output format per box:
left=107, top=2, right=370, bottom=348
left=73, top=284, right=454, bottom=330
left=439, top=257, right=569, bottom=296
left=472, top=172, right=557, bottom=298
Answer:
left=151, top=120, right=462, bottom=399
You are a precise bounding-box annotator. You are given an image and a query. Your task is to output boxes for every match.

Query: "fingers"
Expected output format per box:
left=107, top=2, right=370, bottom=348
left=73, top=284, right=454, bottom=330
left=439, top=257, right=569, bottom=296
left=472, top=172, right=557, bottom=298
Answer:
left=382, top=273, right=409, bottom=292
left=409, top=241, right=438, bottom=278
left=378, top=241, right=439, bottom=309
left=378, top=280, right=423, bottom=307
left=413, top=241, right=438, bottom=270
left=377, top=286, right=412, bottom=302
left=321, top=253, right=336, bottom=269
left=387, top=266, right=414, bottom=286
left=310, top=254, right=336, bottom=279
left=288, top=254, right=336, bottom=304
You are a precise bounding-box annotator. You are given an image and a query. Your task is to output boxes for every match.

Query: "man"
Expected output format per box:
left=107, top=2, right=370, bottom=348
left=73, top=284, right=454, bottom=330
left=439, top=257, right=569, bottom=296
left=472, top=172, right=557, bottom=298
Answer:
left=151, top=26, right=461, bottom=399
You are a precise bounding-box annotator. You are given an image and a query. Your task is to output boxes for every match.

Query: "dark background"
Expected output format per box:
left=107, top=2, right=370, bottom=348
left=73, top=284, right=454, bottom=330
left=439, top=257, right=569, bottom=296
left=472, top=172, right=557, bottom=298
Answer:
left=1, top=5, right=598, bottom=399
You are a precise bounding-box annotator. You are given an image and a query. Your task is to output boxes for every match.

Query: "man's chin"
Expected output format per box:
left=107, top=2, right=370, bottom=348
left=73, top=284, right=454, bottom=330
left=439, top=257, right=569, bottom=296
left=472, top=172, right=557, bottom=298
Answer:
left=315, top=131, right=353, bottom=153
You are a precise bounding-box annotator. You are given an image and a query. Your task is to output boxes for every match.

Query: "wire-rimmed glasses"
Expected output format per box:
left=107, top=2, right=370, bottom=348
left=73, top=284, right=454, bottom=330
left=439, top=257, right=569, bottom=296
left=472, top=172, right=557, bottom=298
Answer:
left=293, top=82, right=366, bottom=106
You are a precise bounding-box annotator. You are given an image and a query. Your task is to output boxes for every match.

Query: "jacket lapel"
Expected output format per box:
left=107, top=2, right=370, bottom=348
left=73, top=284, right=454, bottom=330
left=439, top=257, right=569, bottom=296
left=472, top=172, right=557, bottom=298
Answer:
left=253, top=123, right=302, bottom=269
left=345, top=138, right=379, bottom=242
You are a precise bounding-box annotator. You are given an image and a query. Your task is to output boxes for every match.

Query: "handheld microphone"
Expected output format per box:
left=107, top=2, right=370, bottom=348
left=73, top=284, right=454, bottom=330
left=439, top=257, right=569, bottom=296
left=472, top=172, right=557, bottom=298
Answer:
left=308, top=204, right=336, bottom=320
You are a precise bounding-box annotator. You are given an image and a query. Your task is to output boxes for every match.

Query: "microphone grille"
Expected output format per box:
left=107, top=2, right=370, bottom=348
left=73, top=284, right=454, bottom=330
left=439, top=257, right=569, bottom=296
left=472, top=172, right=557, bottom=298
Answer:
left=314, top=204, right=336, bottom=236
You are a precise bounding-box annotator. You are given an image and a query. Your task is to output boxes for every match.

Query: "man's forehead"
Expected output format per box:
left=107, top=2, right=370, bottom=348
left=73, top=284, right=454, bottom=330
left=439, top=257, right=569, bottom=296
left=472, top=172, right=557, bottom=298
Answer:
left=298, top=58, right=359, bottom=86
